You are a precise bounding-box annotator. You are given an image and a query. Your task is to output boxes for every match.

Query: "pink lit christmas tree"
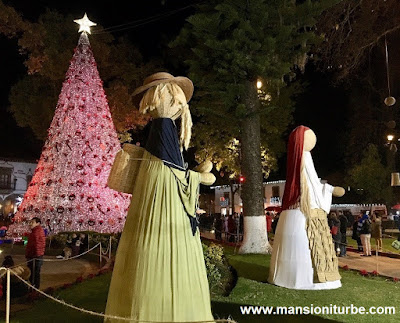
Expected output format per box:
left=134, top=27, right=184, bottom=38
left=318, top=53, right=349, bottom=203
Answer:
left=8, top=15, right=131, bottom=236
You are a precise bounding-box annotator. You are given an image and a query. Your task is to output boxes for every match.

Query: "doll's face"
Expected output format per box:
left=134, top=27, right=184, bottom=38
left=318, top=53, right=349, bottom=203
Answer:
left=303, top=129, right=316, bottom=152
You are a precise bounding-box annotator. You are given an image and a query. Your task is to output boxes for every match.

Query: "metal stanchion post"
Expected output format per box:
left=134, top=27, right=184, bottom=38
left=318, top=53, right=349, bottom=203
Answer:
left=109, top=236, right=112, bottom=260
left=99, top=243, right=102, bottom=266
left=32, top=259, right=35, bottom=288
left=6, top=269, right=10, bottom=323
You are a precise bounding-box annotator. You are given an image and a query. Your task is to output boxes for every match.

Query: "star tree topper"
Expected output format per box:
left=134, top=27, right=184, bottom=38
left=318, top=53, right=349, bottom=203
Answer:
left=74, top=13, right=97, bottom=34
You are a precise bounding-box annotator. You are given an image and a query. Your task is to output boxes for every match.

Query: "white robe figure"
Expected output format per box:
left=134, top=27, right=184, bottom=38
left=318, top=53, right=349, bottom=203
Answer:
left=268, top=127, right=343, bottom=290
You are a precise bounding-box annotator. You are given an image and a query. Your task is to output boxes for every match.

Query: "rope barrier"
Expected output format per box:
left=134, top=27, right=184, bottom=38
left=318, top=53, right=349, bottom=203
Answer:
left=42, top=243, right=102, bottom=262
left=0, top=242, right=106, bottom=278
left=0, top=267, right=236, bottom=323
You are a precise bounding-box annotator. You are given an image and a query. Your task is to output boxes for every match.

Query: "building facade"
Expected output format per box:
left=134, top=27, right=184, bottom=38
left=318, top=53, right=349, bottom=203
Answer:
left=212, top=180, right=286, bottom=215
left=0, top=159, right=37, bottom=216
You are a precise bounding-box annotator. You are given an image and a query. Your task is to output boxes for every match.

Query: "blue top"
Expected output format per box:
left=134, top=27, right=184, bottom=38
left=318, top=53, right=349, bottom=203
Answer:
left=145, top=118, right=185, bottom=170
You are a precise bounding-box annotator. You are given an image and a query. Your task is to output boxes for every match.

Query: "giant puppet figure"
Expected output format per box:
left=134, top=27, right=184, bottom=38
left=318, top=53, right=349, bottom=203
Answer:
left=105, top=72, right=215, bottom=322
left=268, top=126, right=345, bottom=290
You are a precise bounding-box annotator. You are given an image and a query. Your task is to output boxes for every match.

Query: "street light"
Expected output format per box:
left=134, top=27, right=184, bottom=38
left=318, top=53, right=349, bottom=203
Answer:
left=388, top=134, right=394, bottom=141
left=256, top=80, right=262, bottom=89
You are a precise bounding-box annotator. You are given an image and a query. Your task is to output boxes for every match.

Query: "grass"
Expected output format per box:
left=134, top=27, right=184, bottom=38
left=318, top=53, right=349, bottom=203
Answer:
left=346, top=237, right=400, bottom=254
left=4, top=240, right=400, bottom=323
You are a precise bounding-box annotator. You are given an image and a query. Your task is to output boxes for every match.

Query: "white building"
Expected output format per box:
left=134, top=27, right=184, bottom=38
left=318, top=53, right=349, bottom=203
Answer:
left=0, top=158, right=37, bottom=216
left=212, top=180, right=286, bottom=215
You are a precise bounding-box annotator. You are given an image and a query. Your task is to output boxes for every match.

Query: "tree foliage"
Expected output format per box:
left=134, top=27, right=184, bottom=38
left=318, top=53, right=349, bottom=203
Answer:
left=347, top=144, right=392, bottom=204
left=316, top=0, right=400, bottom=81
left=173, top=0, right=339, bottom=177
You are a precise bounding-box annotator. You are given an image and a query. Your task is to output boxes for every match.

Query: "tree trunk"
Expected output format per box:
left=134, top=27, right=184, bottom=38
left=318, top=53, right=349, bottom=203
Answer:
left=238, top=82, right=271, bottom=254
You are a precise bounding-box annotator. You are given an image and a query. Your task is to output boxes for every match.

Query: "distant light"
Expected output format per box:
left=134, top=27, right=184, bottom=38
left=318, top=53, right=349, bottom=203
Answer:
left=388, top=134, right=394, bottom=141
left=0, top=250, right=3, bottom=254
left=256, top=80, right=262, bottom=89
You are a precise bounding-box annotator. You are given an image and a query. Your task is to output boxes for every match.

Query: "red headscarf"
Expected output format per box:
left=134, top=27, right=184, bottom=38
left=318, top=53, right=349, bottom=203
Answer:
left=281, top=125, right=310, bottom=210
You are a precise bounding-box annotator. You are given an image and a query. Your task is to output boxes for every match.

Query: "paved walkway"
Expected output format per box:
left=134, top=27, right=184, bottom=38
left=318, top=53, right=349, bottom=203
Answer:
left=338, top=250, right=400, bottom=278
left=7, top=254, right=101, bottom=290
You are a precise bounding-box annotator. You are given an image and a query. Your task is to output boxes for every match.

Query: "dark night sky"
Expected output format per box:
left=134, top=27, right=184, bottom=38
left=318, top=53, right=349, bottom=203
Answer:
left=0, top=0, right=348, bottom=180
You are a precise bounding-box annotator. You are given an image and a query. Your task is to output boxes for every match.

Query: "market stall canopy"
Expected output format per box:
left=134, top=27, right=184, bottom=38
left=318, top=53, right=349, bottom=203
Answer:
left=391, top=204, right=400, bottom=210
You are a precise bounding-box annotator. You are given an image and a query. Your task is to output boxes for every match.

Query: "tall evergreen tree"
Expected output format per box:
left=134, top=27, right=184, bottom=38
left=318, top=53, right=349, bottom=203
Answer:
left=173, top=0, right=340, bottom=253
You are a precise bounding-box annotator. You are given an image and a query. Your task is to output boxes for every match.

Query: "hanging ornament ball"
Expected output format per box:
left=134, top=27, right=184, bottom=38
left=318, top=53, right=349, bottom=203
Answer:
left=387, top=120, right=397, bottom=129
left=384, top=96, right=396, bottom=106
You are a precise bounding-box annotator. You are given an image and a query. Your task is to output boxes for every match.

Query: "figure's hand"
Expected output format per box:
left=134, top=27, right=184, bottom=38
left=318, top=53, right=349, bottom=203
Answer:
left=200, top=173, right=216, bottom=185
left=194, top=160, right=215, bottom=185
left=194, top=160, right=213, bottom=173
left=333, top=186, right=345, bottom=197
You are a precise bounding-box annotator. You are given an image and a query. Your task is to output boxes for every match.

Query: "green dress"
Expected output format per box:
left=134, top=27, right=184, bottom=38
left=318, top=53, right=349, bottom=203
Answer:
left=105, top=150, right=214, bottom=322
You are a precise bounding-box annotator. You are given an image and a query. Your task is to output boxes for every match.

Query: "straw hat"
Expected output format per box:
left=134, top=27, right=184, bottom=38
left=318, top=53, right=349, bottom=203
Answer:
left=132, top=72, right=194, bottom=108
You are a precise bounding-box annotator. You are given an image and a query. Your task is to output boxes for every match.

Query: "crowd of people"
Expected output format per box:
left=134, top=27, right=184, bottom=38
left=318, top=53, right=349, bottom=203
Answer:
left=329, top=210, right=382, bottom=257
left=201, top=210, right=281, bottom=243
left=202, top=208, right=384, bottom=256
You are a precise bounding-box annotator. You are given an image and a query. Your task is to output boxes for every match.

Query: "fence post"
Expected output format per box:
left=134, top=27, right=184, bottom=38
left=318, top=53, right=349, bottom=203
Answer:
left=99, top=243, right=102, bottom=266
left=6, top=269, right=10, bottom=323
left=109, top=236, right=112, bottom=260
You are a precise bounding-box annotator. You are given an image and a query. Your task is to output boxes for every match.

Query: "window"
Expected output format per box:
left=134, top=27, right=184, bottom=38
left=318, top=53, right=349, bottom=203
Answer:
left=26, top=175, right=33, bottom=189
left=272, top=186, right=280, bottom=198
left=0, top=168, right=12, bottom=189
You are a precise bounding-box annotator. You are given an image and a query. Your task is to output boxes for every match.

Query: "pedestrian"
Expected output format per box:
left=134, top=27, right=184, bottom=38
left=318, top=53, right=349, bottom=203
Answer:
left=2, top=255, right=30, bottom=298
left=79, top=233, right=88, bottom=254
left=227, top=214, right=236, bottom=242
left=352, top=212, right=363, bottom=252
left=338, top=210, right=348, bottom=256
left=25, top=217, right=46, bottom=289
left=71, top=233, right=80, bottom=256
left=371, top=212, right=383, bottom=252
left=238, top=213, right=244, bottom=241
left=213, top=214, right=223, bottom=241
left=271, top=212, right=280, bottom=234
left=265, top=211, right=273, bottom=233
left=224, top=215, right=229, bottom=241
left=56, top=233, right=73, bottom=259
left=329, top=213, right=341, bottom=256
left=357, top=212, right=372, bottom=256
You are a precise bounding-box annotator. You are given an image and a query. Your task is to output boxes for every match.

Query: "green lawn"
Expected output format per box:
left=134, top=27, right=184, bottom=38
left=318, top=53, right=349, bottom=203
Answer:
left=4, top=241, right=400, bottom=323
left=346, top=236, right=400, bottom=255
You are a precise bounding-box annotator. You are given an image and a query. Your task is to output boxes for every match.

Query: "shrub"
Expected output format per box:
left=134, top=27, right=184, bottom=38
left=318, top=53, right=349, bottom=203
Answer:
left=202, top=243, right=236, bottom=296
